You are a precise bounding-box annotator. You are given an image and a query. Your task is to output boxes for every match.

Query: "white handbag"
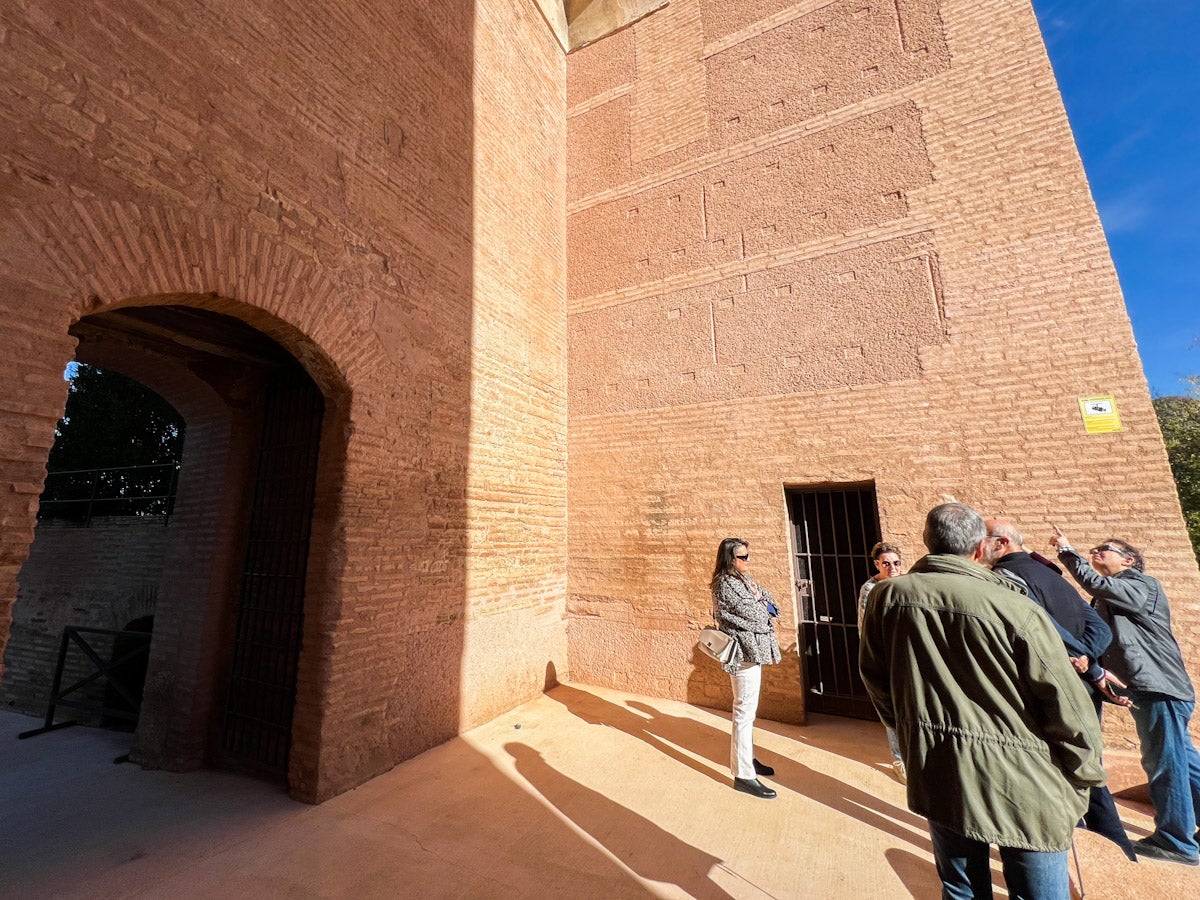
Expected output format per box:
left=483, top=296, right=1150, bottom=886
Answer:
left=696, top=626, right=737, bottom=664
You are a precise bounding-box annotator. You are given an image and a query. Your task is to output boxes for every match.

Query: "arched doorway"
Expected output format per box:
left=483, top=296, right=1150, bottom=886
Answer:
left=53, top=303, right=330, bottom=784
left=103, top=614, right=155, bottom=730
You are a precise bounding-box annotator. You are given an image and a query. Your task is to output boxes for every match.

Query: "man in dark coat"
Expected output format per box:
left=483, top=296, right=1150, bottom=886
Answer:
left=984, top=517, right=1135, bottom=861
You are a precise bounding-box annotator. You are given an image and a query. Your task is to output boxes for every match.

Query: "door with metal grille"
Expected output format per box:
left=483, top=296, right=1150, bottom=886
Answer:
left=788, top=485, right=881, bottom=719
left=221, top=364, right=324, bottom=779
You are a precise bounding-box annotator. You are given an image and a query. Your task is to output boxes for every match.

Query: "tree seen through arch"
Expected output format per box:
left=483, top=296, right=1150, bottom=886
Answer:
left=40, top=364, right=185, bottom=520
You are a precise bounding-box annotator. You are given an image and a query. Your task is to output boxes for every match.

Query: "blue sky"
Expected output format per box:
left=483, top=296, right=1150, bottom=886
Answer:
left=1031, top=1, right=1200, bottom=396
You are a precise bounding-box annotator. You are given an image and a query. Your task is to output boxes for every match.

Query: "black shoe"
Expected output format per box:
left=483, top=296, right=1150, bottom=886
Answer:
left=1131, top=838, right=1199, bottom=866
left=733, top=777, right=777, bottom=799
left=753, top=758, right=774, bottom=777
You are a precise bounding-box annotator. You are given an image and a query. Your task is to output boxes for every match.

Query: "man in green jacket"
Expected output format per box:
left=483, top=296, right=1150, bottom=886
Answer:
left=860, top=503, right=1105, bottom=899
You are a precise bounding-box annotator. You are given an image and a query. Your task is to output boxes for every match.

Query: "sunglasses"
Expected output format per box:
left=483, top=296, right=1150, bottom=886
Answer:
left=734, top=554, right=750, bottom=561
left=879, top=560, right=902, bottom=568
left=1089, top=544, right=1126, bottom=557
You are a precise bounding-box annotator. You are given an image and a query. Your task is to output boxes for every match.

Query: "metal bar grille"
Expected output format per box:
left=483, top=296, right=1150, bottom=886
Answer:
left=222, top=366, right=323, bottom=778
left=789, top=484, right=881, bottom=719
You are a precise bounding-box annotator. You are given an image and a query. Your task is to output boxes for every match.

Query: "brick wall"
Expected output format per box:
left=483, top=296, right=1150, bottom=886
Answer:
left=459, top=0, right=569, bottom=727
left=1, top=516, right=166, bottom=717
left=4, top=0, right=1194, bottom=802
left=565, top=0, right=1200, bottom=744
left=0, top=0, right=568, bottom=801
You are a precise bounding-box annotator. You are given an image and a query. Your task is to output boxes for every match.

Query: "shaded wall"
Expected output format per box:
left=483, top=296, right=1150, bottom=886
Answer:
left=564, top=0, right=1200, bottom=738
left=69, top=321, right=275, bottom=774
left=0, top=0, right=569, bottom=801
left=2, top=516, right=166, bottom=717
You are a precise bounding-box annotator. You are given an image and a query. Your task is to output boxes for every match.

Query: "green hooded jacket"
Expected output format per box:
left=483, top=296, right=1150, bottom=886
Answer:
left=859, top=553, right=1105, bottom=851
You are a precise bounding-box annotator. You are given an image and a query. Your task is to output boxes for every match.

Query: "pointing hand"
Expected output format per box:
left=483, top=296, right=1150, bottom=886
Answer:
left=1049, top=525, right=1070, bottom=552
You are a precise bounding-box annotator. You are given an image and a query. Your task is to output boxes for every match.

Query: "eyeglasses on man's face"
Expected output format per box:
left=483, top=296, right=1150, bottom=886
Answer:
left=1089, top=545, right=1126, bottom=557
left=879, top=560, right=902, bottom=569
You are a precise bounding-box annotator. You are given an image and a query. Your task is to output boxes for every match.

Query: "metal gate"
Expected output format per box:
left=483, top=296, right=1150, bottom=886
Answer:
left=788, top=484, right=881, bottom=719
left=221, top=365, right=324, bottom=778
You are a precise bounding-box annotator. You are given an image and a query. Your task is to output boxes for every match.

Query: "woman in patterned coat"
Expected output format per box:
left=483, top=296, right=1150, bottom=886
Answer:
left=711, top=537, right=782, bottom=799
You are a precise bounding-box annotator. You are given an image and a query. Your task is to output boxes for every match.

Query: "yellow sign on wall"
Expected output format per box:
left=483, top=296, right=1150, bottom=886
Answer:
left=1079, top=396, right=1122, bottom=434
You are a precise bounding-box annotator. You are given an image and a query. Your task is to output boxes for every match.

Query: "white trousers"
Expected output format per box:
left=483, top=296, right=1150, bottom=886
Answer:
left=729, top=661, right=761, bottom=779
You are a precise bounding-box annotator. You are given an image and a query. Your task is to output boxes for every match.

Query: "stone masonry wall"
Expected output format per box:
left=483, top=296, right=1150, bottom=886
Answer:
left=565, top=0, right=1200, bottom=744
left=5, top=0, right=1194, bottom=802
left=0, top=0, right=568, bottom=801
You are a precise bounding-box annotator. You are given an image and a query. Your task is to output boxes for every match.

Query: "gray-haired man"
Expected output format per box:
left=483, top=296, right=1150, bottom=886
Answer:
left=983, top=517, right=1135, bottom=861
left=861, top=503, right=1104, bottom=898
left=1051, top=527, right=1200, bottom=866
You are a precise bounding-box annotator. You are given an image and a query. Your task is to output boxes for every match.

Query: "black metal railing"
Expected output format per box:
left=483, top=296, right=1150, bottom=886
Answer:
left=37, top=463, right=180, bottom=524
left=17, top=625, right=153, bottom=740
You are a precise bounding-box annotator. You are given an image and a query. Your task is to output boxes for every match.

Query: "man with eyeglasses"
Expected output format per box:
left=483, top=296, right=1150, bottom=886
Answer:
left=1052, top=527, right=1200, bottom=866
left=983, top=518, right=1135, bottom=861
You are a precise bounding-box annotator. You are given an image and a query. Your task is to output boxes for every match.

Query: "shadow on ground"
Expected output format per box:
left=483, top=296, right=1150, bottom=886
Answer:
left=2, top=684, right=1191, bottom=899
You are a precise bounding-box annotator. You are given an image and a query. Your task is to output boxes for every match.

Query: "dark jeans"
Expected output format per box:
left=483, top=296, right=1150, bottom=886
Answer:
left=1082, top=693, right=1134, bottom=857
left=929, top=822, right=1068, bottom=900
left=1130, top=692, right=1200, bottom=858
left=1082, top=786, right=1134, bottom=857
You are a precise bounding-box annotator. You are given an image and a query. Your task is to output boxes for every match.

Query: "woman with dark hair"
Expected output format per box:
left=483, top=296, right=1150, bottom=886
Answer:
left=858, top=541, right=906, bottom=782
left=710, top=537, right=781, bottom=799
left=858, top=542, right=904, bottom=628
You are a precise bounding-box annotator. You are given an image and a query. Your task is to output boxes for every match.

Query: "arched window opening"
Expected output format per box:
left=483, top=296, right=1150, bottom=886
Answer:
left=7, top=304, right=332, bottom=790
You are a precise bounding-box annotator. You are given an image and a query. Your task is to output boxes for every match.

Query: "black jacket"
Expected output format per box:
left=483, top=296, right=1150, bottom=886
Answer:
left=993, top=551, right=1112, bottom=680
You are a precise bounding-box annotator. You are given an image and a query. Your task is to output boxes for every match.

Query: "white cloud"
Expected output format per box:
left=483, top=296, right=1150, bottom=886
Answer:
left=1098, top=189, right=1153, bottom=234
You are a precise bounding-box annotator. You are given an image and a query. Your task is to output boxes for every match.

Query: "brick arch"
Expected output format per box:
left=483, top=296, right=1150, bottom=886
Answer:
left=2, top=203, right=380, bottom=797
left=15, top=199, right=386, bottom=398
